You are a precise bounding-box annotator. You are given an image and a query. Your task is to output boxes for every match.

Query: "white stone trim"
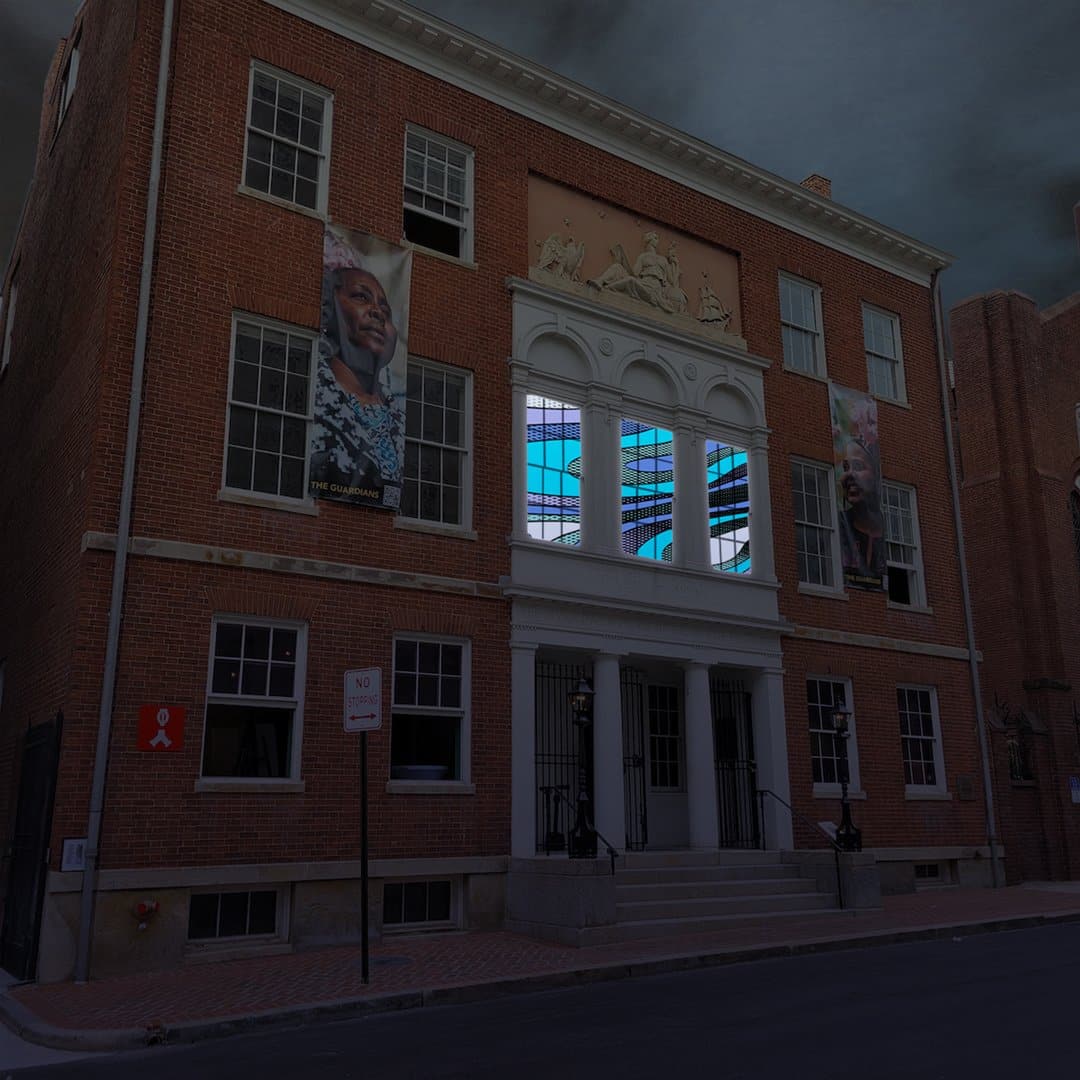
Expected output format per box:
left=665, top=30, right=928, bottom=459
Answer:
left=264, top=0, right=951, bottom=284
left=788, top=622, right=972, bottom=661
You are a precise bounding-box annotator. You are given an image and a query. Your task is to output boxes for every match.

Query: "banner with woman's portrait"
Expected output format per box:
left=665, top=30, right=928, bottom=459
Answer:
left=829, top=383, right=885, bottom=591
left=309, top=225, right=412, bottom=508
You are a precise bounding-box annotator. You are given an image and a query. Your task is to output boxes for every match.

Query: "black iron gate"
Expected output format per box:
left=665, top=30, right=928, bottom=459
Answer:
left=621, top=667, right=648, bottom=851
left=1, top=711, right=63, bottom=981
left=710, top=680, right=760, bottom=849
left=535, top=662, right=587, bottom=853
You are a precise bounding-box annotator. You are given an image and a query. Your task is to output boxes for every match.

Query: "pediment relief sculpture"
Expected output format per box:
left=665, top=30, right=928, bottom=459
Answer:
left=529, top=224, right=744, bottom=350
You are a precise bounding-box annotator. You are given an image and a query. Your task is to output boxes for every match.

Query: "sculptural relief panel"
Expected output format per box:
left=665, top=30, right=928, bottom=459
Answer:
left=526, top=175, right=744, bottom=347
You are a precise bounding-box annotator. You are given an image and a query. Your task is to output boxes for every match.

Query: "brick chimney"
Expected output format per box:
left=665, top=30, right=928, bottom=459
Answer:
left=800, top=174, right=832, bottom=199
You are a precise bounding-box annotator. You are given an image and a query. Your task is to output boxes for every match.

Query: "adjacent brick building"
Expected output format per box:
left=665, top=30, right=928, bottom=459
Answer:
left=951, top=232, right=1080, bottom=883
left=1, top=0, right=996, bottom=982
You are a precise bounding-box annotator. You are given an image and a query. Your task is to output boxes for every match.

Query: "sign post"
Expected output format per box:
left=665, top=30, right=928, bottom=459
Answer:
left=344, top=668, right=382, bottom=984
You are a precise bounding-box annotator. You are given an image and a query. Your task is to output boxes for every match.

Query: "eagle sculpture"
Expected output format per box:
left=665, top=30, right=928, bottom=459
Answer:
left=536, top=231, right=586, bottom=281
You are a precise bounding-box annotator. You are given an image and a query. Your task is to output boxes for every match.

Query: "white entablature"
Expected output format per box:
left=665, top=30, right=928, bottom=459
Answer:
left=268, top=0, right=953, bottom=284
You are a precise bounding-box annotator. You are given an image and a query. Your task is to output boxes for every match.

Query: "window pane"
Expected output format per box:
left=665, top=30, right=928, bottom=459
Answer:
left=249, top=890, right=277, bottom=935
left=620, top=419, right=674, bottom=562
left=428, top=880, right=451, bottom=921
left=188, top=894, right=219, bottom=939
left=202, top=704, right=293, bottom=777
left=403, top=883, right=427, bottom=923
left=389, top=713, right=460, bottom=779
left=212, top=657, right=240, bottom=695
left=218, top=892, right=249, bottom=937
left=707, top=439, right=750, bottom=574
left=383, top=883, right=404, bottom=924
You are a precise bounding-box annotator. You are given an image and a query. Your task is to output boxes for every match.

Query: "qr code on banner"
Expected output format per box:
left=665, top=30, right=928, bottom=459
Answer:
left=383, top=485, right=401, bottom=509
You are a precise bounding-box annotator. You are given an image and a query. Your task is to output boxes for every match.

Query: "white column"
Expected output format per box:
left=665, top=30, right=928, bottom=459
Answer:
left=748, top=437, right=776, bottom=582
left=592, top=653, right=625, bottom=851
left=582, top=393, right=621, bottom=556
left=751, top=667, right=794, bottom=850
left=674, top=425, right=711, bottom=571
left=511, top=642, right=538, bottom=858
left=684, top=662, right=720, bottom=850
left=510, top=367, right=530, bottom=541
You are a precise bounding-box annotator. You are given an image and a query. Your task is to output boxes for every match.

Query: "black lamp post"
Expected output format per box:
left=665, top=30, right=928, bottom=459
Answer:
left=567, top=677, right=597, bottom=859
left=831, top=706, right=862, bottom=852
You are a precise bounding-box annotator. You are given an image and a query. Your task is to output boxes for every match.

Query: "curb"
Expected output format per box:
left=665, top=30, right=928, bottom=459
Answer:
left=5, top=909, right=1080, bottom=1053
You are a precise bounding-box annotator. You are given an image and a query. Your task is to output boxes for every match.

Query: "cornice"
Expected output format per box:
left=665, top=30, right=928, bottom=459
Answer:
left=265, top=0, right=952, bottom=284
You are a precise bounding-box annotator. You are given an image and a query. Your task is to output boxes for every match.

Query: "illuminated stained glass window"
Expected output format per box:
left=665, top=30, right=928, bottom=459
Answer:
left=621, top=420, right=674, bottom=562
left=708, top=440, right=751, bottom=574
left=526, top=397, right=582, bottom=544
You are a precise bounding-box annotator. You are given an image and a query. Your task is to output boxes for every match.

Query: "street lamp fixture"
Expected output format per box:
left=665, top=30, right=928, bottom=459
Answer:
left=831, top=706, right=862, bottom=852
left=567, top=677, right=597, bottom=859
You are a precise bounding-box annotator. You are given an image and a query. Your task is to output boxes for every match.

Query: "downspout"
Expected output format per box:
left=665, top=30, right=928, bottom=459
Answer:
left=74, top=0, right=176, bottom=983
left=930, top=269, right=1002, bottom=888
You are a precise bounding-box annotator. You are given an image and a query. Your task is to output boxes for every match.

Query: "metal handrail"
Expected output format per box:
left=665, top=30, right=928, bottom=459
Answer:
left=544, top=785, right=619, bottom=875
left=757, top=787, right=845, bottom=911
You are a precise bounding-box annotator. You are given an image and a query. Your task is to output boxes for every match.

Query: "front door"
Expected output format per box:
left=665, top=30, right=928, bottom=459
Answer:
left=711, top=679, right=760, bottom=848
left=644, top=682, right=688, bottom=848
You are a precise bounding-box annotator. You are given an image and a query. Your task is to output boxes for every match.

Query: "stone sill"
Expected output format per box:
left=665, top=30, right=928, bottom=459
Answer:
left=385, top=781, right=476, bottom=795
left=194, top=779, right=306, bottom=794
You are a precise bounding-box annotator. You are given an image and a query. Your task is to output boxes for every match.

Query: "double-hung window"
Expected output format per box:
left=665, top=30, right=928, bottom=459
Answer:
left=779, top=274, right=825, bottom=376
left=808, top=677, right=860, bottom=791
left=882, top=482, right=926, bottom=606
left=391, top=637, right=469, bottom=782
left=863, top=304, right=905, bottom=402
left=402, top=359, right=471, bottom=527
left=56, top=30, right=80, bottom=131
left=403, top=127, right=473, bottom=260
left=244, top=63, right=332, bottom=212
left=647, top=685, right=683, bottom=791
left=792, top=459, right=840, bottom=589
left=898, top=685, right=946, bottom=794
left=223, top=315, right=316, bottom=502
left=202, top=619, right=306, bottom=780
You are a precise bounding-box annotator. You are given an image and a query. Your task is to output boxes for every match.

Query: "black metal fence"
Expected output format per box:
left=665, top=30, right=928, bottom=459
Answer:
left=711, top=679, right=760, bottom=849
left=535, top=661, right=586, bottom=854
left=621, top=667, right=648, bottom=851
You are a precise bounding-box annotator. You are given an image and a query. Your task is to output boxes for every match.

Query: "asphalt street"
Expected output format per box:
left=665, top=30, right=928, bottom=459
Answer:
left=10, top=921, right=1080, bottom=1078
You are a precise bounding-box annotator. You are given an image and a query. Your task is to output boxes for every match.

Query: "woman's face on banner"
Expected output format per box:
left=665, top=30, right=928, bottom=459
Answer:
left=336, top=268, right=397, bottom=367
left=841, top=440, right=877, bottom=507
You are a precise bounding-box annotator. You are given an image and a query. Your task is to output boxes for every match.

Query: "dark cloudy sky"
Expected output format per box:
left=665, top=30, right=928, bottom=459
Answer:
left=4, top=0, right=1078, bottom=312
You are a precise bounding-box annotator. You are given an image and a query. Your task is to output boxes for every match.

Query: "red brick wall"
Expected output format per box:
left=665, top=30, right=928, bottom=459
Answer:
left=0, top=1, right=142, bottom=900
left=6, top=0, right=981, bottom=876
left=952, top=289, right=1080, bottom=879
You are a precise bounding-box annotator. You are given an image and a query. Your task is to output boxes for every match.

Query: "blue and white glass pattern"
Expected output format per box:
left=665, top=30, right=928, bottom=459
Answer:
left=620, top=420, right=675, bottom=562
left=707, top=439, right=751, bottom=574
left=526, top=396, right=582, bottom=544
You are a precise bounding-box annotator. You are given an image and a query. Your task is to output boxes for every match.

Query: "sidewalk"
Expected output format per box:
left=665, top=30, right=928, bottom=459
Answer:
left=4, top=884, right=1080, bottom=1052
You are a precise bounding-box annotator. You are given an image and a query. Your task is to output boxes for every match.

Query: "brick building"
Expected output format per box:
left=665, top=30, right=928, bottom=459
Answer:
left=0, top=0, right=995, bottom=983
left=951, top=218, right=1080, bottom=883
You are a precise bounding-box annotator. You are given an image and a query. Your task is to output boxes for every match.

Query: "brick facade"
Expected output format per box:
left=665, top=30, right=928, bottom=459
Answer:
left=952, top=288, right=1080, bottom=882
left=0, top=0, right=991, bottom=980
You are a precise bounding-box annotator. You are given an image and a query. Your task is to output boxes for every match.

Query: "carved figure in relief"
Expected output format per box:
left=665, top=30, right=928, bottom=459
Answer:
left=696, top=274, right=732, bottom=330
left=586, top=231, right=688, bottom=315
left=535, top=223, right=586, bottom=281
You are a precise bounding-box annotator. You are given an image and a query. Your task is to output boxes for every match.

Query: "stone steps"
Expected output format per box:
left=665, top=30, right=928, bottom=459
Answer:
left=617, top=876, right=811, bottom=902
left=581, top=905, right=840, bottom=945
left=616, top=889, right=832, bottom=923
left=617, top=863, right=805, bottom=885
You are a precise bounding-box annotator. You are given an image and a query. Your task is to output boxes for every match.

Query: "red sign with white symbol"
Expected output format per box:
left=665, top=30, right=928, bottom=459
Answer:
left=344, top=669, right=382, bottom=732
left=137, top=705, right=186, bottom=751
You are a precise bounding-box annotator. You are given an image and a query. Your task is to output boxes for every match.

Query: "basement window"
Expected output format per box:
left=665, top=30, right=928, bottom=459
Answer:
left=383, top=880, right=453, bottom=929
left=188, top=889, right=279, bottom=940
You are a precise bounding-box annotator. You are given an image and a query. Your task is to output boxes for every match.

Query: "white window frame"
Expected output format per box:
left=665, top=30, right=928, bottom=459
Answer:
left=241, top=61, right=333, bottom=215
left=381, top=877, right=459, bottom=932
left=1, top=276, right=17, bottom=375
left=898, top=684, right=947, bottom=796
left=390, top=634, right=471, bottom=786
left=808, top=676, right=862, bottom=796
left=400, top=357, right=473, bottom=530
left=403, top=125, right=474, bottom=262
left=882, top=481, right=927, bottom=608
left=187, top=886, right=290, bottom=945
left=56, top=30, right=80, bottom=132
left=863, top=303, right=906, bottom=404
left=791, top=457, right=843, bottom=594
left=220, top=312, right=318, bottom=508
left=200, top=616, right=308, bottom=785
left=779, top=272, right=826, bottom=378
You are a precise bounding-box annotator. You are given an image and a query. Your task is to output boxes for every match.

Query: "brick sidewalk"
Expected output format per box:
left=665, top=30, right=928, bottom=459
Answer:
left=6, top=885, right=1080, bottom=1046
